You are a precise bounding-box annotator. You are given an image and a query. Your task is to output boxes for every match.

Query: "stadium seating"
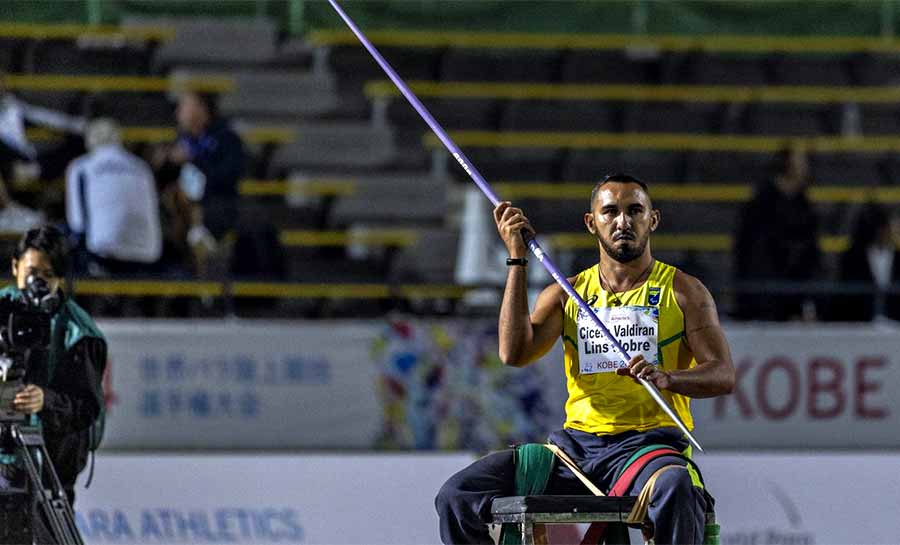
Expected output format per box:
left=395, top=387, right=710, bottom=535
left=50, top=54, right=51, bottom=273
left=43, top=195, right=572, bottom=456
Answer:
left=122, top=17, right=278, bottom=69
left=6, top=14, right=900, bottom=317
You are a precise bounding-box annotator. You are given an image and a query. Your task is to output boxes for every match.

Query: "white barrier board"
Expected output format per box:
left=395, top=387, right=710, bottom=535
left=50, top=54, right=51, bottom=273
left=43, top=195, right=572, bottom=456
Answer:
left=75, top=453, right=475, bottom=545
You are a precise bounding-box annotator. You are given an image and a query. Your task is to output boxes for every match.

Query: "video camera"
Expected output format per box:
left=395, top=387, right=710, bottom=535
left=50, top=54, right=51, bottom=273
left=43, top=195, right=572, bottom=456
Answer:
left=0, top=275, right=57, bottom=420
left=0, top=275, right=82, bottom=545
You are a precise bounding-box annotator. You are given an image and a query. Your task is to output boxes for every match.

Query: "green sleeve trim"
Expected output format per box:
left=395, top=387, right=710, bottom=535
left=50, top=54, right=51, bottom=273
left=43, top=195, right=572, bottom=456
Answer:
left=563, top=334, right=578, bottom=350
left=659, top=330, right=684, bottom=348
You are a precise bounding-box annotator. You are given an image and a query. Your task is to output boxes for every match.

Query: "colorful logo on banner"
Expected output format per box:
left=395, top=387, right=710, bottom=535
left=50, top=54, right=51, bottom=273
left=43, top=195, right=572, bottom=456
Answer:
left=371, top=321, right=553, bottom=451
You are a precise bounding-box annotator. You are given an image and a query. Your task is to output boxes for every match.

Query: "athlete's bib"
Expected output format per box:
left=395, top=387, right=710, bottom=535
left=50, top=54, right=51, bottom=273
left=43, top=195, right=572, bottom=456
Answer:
left=576, top=305, right=659, bottom=375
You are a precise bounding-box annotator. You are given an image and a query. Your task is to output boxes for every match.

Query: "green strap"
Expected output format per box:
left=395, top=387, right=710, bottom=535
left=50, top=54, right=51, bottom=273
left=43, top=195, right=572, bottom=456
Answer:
left=500, top=444, right=557, bottom=545
left=615, top=444, right=672, bottom=482
left=513, top=443, right=555, bottom=496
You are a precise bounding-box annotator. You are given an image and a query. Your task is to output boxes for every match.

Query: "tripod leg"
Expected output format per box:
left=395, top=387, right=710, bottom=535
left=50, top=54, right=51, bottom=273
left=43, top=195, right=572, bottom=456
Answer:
left=12, top=426, right=83, bottom=545
left=35, top=443, right=82, bottom=545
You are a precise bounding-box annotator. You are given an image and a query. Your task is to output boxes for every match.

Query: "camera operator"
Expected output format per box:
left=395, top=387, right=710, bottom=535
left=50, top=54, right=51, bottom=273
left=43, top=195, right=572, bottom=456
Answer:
left=0, top=226, right=106, bottom=506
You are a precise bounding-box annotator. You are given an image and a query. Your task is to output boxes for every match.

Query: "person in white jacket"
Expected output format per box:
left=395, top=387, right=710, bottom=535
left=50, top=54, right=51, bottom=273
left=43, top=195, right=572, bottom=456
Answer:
left=66, top=119, right=162, bottom=276
left=0, top=71, right=85, bottom=181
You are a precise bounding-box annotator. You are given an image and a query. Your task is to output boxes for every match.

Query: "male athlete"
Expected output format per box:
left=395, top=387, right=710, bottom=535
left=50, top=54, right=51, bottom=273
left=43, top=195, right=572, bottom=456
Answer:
left=436, top=174, right=735, bottom=545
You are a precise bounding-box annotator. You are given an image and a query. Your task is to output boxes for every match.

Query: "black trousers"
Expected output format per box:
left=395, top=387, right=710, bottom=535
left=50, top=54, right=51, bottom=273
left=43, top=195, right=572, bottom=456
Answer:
left=435, top=427, right=708, bottom=545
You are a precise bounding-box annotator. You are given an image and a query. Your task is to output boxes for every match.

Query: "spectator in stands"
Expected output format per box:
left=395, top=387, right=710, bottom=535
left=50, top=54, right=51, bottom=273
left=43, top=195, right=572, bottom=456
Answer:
left=733, top=142, right=821, bottom=321
left=152, top=91, right=245, bottom=273
left=826, top=202, right=900, bottom=321
left=156, top=175, right=194, bottom=276
left=0, top=70, right=85, bottom=184
left=66, top=119, right=162, bottom=276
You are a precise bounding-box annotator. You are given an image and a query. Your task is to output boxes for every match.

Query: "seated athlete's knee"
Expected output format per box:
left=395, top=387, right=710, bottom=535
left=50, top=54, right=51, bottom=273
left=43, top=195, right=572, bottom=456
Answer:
left=653, top=467, right=697, bottom=500
left=435, top=482, right=451, bottom=512
left=435, top=475, right=461, bottom=513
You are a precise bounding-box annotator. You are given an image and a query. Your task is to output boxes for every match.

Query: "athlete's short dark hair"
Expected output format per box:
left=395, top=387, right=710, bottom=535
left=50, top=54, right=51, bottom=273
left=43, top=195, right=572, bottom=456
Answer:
left=590, top=173, right=650, bottom=206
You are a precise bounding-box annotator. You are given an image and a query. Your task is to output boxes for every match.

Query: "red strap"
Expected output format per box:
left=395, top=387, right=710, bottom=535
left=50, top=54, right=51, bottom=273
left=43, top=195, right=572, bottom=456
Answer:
left=578, top=447, right=680, bottom=545
left=610, top=448, right=680, bottom=497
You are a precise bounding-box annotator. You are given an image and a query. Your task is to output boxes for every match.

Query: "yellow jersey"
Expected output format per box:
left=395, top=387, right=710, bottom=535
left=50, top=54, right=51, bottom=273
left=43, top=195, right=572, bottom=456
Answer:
left=561, top=260, right=695, bottom=435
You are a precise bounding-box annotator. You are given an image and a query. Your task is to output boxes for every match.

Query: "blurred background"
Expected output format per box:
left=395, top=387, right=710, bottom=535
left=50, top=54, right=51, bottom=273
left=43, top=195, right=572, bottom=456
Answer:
left=2, top=1, right=899, bottom=544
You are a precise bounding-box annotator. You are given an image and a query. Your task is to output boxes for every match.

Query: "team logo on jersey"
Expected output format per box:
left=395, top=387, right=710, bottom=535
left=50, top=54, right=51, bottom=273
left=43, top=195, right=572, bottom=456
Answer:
left=647, top=287, right=661, bottom=306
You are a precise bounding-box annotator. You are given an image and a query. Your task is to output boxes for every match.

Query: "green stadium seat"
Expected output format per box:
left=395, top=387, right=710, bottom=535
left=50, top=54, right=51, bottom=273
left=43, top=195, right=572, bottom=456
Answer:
left=328, top=46, right=442, bottom=85
left=675, top=52, right=769, bottom=86
left=500, top=100, right=619, bottom=132
left=859, top=104, right=900, bottom=135
left=561, top=50, right=660, bottom=85
left=770, top=54, right=852, bottom=86
left=810, top=153, right=887, bottom=186
left=440, top=49, right=562, bottom=83
left=849, top=52, right=900, bottom=85
left=90, top=93, right=174, bottom=126
left=683, top=151, right=774, bottom=184
left=0, top=38, right=26, bottom=73
left=561, top=149, right=628, bottom=181
left=31, top=40, right=149, bottom=75
left=387, top=98, right=500, bottom=130
left=461, top=148, right=564, bottom=182
left=622, top=101, right=723, bottom=134
left=563, top=149, right=687, bottom=184
left=743, top=102, right=839, bottom=135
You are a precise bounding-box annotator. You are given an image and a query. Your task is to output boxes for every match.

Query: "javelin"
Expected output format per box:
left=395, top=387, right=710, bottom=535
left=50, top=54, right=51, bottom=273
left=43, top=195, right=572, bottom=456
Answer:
left=326, top=0, right=703, bottom=453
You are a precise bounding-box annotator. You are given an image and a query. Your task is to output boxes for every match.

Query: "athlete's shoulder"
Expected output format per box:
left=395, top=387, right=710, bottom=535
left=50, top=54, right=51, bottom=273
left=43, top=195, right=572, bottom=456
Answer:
left=536, top=268, right=586, bottom=310
left=672, top=269, right=714, bottom=308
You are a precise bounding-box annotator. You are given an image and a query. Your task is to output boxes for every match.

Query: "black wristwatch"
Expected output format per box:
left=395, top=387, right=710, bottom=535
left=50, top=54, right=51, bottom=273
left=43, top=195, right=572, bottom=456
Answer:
left=506, top=257, right=528, bottom=267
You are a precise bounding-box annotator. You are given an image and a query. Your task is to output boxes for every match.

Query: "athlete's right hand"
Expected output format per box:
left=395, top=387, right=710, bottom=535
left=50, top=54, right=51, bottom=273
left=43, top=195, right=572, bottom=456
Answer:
left=493, top=202, right=536, bottom=259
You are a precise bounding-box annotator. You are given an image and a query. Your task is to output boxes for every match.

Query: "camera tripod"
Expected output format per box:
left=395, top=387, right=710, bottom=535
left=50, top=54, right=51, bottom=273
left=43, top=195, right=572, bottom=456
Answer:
left=0, top=413, right=84, bottom=545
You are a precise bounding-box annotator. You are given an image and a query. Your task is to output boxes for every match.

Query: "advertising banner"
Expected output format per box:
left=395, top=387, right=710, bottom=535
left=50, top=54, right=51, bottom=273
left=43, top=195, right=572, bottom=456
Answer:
left=98, top=320, right=898, bottom=450
left=694, top=325, right=898, bottom=448
left=100, top=321, right=380, bottom=449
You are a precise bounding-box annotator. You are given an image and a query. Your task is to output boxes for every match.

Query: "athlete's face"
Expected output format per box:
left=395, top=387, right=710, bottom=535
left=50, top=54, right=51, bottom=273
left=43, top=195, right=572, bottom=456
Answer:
left=585, top=182, right=659, bottom=263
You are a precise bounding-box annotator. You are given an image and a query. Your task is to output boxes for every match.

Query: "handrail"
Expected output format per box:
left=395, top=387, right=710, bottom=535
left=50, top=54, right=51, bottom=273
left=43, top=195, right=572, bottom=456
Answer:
left=11, top=179, right=898, bottom=203
left=26, top=126, right=295, bottom=145
left=5, top=74, right=235, bottom=93
left=424, top=131, right=900, bottom=153
left=0, top=22, right=173, bottom=41
left=309, top=29, right=900, bottom=53
left=548, top=233, right=849, bottom=253
left=366, top=80, right=900, bottom=104
left=70, top=280, right=470, bottom=299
